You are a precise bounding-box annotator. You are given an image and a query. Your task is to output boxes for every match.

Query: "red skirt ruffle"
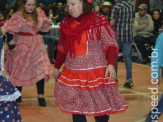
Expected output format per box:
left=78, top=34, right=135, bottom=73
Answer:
left=54, top=67, right=128, bottom=116
left=58, top=67, right=117, bottom=89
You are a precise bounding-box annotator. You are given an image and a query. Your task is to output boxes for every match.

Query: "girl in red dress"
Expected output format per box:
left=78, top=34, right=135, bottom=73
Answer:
left=54, top=0, right=128, bottom=121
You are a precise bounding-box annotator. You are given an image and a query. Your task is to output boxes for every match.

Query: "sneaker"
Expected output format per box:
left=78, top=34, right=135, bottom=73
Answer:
left=115, top=78, right=119, bottom=85
left=124, top=79, right=134, bottom=88
left=142, top=58, right=150, bottom=64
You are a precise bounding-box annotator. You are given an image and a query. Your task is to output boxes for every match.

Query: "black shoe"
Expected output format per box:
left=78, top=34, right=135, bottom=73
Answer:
left=142, top=58, right=148, bottom=64
left=147, top=58, right=151, bottom=63
left=124, top=79, right=134, bottom=88
left=38, top=98, right=47, bottom=107
left=16, top=96, right=22, bottom=103
left=50, top=59, right=55, bottom=64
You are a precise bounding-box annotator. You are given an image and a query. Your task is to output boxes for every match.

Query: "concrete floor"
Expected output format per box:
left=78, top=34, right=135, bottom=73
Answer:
left=17, top=62, right=163, bottom=122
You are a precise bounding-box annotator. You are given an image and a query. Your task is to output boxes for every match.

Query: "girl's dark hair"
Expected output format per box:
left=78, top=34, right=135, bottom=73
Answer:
left=152, top=9, right=162, bottom=20
left=152, top=9, right=161, bottom=15
left=21, top=0, right=38, bottom=23
left=82, top=0, right=93, bottom=14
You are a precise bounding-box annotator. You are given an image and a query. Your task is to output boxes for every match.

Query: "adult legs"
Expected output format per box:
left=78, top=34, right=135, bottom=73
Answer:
left=122, top=42, right=134, bottom=88
left=51, top=35, right=59, bottom=60
left=134, top=35, right=148, bottom=58
left=42, top=35, right=58, bottom=64
left=149, top=35, right=157, bottom=47
left=121, top=42, right=132, bottom=80
left=115, top=41, right=133, bottom=88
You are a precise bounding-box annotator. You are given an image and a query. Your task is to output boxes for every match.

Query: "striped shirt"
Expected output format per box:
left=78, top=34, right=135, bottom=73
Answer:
left=111, top=0, right=134, bottom=42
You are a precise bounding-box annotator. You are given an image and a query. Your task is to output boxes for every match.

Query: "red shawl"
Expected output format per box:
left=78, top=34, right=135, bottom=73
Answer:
left=59, top=12, right=116, bottom=57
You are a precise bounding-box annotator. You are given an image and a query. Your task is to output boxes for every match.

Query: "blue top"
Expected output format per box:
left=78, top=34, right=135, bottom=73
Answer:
left=0, top=35, right=3, bottom=49
left=151, top=33, right=163, bottom=79
left=0, top=35, right=4, bottom=71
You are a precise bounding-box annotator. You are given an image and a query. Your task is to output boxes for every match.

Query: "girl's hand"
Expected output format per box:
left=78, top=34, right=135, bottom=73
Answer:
left=54, top=68, right=61, bottom=81
left=105, top=65, right=116, bottom=80
left=9, top=40, right=16, bottom=45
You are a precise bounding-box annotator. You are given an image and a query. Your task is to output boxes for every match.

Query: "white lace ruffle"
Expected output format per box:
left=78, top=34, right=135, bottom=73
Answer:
left=0, top=90, right=21, bottom=102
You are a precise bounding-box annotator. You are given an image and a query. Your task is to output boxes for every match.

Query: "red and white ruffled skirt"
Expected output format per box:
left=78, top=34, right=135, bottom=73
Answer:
left=54, top=66, right=128, bottom=116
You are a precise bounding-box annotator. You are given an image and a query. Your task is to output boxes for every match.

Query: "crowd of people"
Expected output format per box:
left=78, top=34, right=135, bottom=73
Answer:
left=0, top=0, right=163, bottom=122
left=1, top=0, right=163, bottom=65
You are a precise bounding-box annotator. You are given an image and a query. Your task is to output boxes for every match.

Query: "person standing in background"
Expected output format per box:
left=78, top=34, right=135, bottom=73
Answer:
left=110, top=0, right=134, bottom=88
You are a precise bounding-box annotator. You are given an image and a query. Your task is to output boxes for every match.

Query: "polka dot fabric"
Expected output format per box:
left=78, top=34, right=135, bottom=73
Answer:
left=0, top=76, right=22, bottom=122
left=0, top=101, right=22, bottom=122
left=0, top=76, right=17, bottom=96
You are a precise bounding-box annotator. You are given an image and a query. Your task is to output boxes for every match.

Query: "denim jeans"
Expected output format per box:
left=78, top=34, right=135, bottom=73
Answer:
left=115, top=41, right=132, bottom=80
left=42, top=35, right=59, bottom=60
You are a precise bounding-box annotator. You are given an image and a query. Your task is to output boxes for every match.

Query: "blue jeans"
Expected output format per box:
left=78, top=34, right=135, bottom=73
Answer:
left=42, top=35, right=59, bottom=60
left=146, top=68, right=163, bottom=121
left=115, top=42, right=132, bottom=80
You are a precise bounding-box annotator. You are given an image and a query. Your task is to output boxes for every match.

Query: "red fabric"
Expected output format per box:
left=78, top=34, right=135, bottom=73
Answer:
left=59, top=12, right=116, bottom=57
left=55, top=101, right=128, bottom=116
left=106, top=46, right=117, bottom=66
left=58, top=66, right=114, bottom=88
left=73, top=30, right=87, bottom=56
left=54, top=50, right=67, bottom=69
left=55, top=82, right=128, bottom=116
left=87, top=0, right=92, bottom=3
left=0, top=21, right=5, bottom=26
left=54, top=13, right=127, bottom=116
left=2, top=9, right=53, bottom=86
left=17, top=32, right=39, bottom=36
left=59, top=13, right=94, bottom=57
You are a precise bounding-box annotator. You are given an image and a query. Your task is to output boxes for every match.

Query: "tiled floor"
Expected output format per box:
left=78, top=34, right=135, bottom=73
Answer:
left=18, top=62, right=163, bottom=122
